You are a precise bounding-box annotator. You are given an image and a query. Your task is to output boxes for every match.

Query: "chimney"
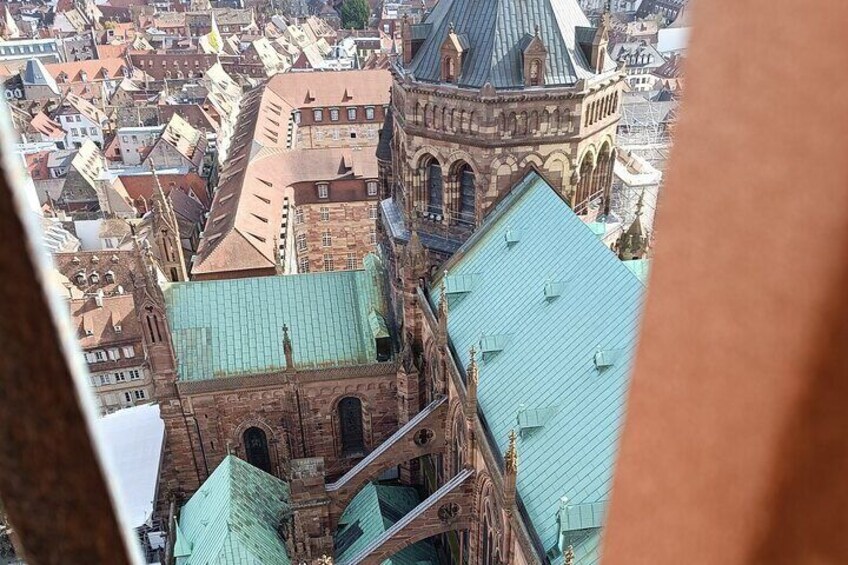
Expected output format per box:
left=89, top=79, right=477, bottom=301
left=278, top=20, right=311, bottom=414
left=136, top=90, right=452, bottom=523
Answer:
left=94, top=289, right=104, bottom=308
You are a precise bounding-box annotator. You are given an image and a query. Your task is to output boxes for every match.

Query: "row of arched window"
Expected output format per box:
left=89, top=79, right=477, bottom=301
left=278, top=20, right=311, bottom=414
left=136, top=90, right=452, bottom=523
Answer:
left=414, top=102, right=475, bottom=134
left=585, top=91, right=619, bottom=128
left=500, top=108, right=573, bottom=137
left=239, top=396, right=367, bottom=474
left=574, top=144, right=615, bottom=215
left=415, top=155, right=476, bottom=224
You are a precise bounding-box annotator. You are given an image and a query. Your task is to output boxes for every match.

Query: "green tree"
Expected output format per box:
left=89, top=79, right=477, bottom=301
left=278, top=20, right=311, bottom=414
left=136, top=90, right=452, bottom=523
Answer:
left=340, top=0, right=370, bottom=30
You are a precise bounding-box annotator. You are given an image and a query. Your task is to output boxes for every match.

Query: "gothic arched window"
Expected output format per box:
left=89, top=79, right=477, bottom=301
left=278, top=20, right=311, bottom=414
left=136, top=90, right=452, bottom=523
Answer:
left=529, top=59, right=542, bottom=86
left=243, top=427, right=272, bottom=473
left=451, top=410, right=466, bottom=475
left=339, top=397, right=365, bottom=457
left=424, top=158, right=443, bottom=217
left=480, top=494, right=499, bottom=565
left=443, top=56, right=455, bottom=82
left=457, top=162, right=475, bottom=223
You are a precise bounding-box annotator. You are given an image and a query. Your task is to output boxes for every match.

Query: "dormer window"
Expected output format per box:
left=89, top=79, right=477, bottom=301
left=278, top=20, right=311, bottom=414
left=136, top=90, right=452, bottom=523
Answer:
left=90, top=273, right=100, bottom=284
left=522, top=31, right=547, bottom=87
left=440, top=25, right=466, bottom=83
left=75, top=272, right=86, bottom=285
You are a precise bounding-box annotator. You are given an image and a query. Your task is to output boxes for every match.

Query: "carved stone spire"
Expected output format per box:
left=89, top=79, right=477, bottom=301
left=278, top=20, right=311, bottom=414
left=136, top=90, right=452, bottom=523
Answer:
left=504, top=429, right=518, bottom=506
left=505, top=429, right=518, bottom=473
left=149, top=164, right=187, bottom=282
left=590, top=2, right=611, bottom=73
left=437, top=273, right=448, bottom=347
left=465, top=346, right=478, bottom=418
left=617, top=189, right=649, bottom=260
left=283, top=324, right=294, bottom=370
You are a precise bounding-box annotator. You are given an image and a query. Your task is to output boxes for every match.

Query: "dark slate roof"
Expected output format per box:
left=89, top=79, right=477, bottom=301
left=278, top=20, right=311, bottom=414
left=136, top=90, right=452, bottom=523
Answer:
left=22, top=57, right=59, bottom=93
left=405, top=0, right=612, bottom=89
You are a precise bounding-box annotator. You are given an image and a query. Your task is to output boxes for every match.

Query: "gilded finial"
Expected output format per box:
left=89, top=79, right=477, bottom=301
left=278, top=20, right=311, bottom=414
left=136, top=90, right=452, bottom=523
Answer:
left=467, top=346, right=478, bottom=385
left=534, top=23, right=540, bottom=37
left=505, top=429, right=518, bottom=473
left=564, top=544, right=575, bottom=565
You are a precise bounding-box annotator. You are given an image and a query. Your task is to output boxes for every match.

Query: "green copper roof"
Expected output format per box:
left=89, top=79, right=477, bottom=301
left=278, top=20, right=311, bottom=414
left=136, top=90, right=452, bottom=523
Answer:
left=334, top=483, right=438, bottom=565
left=175, top=455, right=291, bottom=565
left=429, top=172, right=644, bottom=558
left=622, top=258, right=650, bottom=283
left=164, top=255, right=390, bottom=381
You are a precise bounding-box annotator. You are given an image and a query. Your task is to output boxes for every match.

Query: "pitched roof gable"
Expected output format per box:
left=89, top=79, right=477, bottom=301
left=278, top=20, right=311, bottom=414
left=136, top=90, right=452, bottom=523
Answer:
left=175, top=455, right=291, bottom=564
left=428, top=171, right=644, bottom=554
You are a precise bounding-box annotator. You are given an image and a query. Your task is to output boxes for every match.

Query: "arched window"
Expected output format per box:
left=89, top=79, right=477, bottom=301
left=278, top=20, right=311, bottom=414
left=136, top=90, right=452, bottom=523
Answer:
left=451, top=411, right=466, bottom=475
left=424, top=158, right=443, bottom=217
left=457, top=162, right=475, bottom=222
left=243, top=427, right=271, bottom=473
left=339, top=397, right=365, bottom=457
left=144, top=306, right=163, bottom=343
left=443, top=56, right=455, bottom=82
left=480, top=494, right=499, bottom=565
left=529, top=59, right=542, bottom=86
left=575, top=153, right=595, bottom=215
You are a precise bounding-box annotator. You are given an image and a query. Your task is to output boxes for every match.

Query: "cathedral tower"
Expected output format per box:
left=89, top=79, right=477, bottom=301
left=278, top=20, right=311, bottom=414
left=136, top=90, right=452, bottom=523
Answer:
left=379, top=0, right=625, bottom=337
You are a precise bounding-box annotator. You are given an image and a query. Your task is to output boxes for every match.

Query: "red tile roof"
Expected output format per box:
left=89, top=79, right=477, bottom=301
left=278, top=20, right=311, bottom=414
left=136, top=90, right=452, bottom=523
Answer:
left=25, top=151, right=52, bottom=181
left=29, top=112, right=65, bottom=140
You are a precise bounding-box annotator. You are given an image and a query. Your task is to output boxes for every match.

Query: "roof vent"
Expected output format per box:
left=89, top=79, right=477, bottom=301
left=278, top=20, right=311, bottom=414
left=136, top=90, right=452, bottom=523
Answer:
left=479, top=334, right=508, bottom=359
left=516, top=405, right=558, bottom=436
left=504, top=228, right=521, bottom=247
left=444, top=273, right=478, bottom=295
left=594, top=347, right=623, bottom=370
left=543, top=280, right=565, bottom=301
